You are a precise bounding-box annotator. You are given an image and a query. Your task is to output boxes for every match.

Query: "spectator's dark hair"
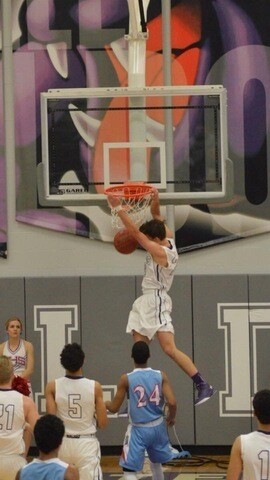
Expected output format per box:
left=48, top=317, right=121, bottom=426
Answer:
left=253, top=389, right=270, bottom=424
left=60, top=343, right=85, bottom=372
left=139, top=219, right=166, bottom=240
left=131, top=341, right=150, bottom=364
left=34, top=414, right=65, bottom=453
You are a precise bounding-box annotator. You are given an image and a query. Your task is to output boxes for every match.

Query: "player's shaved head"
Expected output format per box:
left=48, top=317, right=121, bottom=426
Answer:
left=131, top=341, right=150, bottom=364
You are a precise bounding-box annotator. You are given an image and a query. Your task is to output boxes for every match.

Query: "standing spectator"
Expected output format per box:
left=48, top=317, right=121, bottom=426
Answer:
left=0, top=317, right=34, bottom=395
left=45, top=343, right=108, bottom=480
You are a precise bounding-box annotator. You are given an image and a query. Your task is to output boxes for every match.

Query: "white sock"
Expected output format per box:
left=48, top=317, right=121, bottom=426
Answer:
left=123, top=472, right=138, bottom=480
left=150, top=462, right=164, bottom=480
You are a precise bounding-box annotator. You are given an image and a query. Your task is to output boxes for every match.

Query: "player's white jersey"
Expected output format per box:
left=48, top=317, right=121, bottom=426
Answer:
left=0, top=389, right=25, bottom=454
left=241, top=430, right=270, bottom=479
left=55, top=376, right=97, bottom=435
left=141, top=238, right=178, bottom=293
left=3, top=340, right=27, bottom=376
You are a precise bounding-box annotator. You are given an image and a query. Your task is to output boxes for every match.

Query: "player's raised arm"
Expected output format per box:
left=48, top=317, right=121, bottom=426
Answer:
left=107, top=193, right=168, bottom=265
left=150, top=187, right=173, bottom=238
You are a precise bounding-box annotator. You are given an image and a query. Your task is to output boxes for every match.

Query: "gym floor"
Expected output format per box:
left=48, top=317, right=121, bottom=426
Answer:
left=101, top=454, right=230, bottom=477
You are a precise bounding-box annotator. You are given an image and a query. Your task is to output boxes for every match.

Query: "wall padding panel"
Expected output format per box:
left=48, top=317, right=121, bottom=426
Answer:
left=81, top=276, right=136, bottom=446
left=0, top=278, right=25, bottom=343
left=247, top=275, right=270, bottom=430
left=1, top=275, right=268, bottom=447
left=25, top=277, right=81, bottom=412
left=193, top=275, right=252, bottom=445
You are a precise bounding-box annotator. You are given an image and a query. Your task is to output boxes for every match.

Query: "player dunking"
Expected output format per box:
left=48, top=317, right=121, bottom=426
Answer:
left=108, top=188, right=215, bottom=405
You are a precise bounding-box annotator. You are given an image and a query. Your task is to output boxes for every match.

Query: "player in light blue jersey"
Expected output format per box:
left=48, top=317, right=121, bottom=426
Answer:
left=16, top=414, right=79, bottom=480
left=106, top=341, right=181, bottom=480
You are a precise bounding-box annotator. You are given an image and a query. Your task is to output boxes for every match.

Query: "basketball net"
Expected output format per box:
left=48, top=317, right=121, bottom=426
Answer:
left=105, top=182, right=154, bottom=229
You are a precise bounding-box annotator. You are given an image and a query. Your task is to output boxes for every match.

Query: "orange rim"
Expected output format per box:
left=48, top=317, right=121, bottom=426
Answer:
left=105, top=182, right=154, bottom=199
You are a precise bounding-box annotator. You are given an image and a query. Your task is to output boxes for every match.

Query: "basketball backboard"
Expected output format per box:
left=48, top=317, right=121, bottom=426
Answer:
left=37, top=85, right=233, bottom=206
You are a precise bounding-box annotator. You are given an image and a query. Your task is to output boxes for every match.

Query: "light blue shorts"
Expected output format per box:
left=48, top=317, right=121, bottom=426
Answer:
left=119, top=420, right=174, bottom=471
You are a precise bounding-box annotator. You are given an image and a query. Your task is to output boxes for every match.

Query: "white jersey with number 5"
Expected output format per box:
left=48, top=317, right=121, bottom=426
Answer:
left=0, top=389, right=25, bottom=454
left=241, top=430, right=270, bottom=479
left=55, top=376, right=96, bottom=435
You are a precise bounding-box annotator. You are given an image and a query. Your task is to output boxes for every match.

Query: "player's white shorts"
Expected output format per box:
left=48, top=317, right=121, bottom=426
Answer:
left=59, top=436, right=102, bottom=480
left=0, top=454, right=27, bottom=480
left=127, top=291, right=175, bottom=340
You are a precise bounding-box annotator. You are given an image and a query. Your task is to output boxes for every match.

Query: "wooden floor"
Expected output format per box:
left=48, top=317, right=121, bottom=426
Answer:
left=101, top=454, right=229, bottom=476
left=28, top=452, right=230, bottom=477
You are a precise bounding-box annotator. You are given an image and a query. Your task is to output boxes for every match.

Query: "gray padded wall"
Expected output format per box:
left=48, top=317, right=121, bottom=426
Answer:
left=25, top=277, right=81, bottom=412
left=193, top=275, right=252, bottom=444
left=81, top=276, right=135, bottom=446
left=0, top=278, right=25, bottom=343
left=247, top=275, right=270, bottom=431
left=1, top=274, right=269, bottom=446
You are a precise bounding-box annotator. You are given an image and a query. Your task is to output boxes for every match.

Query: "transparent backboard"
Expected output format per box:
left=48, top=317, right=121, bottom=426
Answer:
left=37, top=85, right=233, bottom=206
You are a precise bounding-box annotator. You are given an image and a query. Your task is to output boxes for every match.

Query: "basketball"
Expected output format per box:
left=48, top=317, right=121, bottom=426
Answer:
left=113, top=229, right=138, bottom=254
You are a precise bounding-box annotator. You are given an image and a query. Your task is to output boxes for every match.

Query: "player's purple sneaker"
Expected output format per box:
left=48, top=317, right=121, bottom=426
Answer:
left=195, top=383, right=216, bottom=406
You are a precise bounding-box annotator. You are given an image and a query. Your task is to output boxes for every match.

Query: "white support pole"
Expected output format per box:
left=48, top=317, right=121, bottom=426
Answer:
left=161, top=0, right=176, bottom=235
left=2, top=0, right=16, bottom=227
left=126, top=0, right=150, bottom=181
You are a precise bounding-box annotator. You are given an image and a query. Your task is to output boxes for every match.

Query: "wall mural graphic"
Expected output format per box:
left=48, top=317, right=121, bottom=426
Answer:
left=7, top=0, right=270, bottom=251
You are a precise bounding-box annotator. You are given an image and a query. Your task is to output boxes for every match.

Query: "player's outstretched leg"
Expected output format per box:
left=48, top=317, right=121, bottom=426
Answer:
left=156, top=331, right=216, bottom=405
